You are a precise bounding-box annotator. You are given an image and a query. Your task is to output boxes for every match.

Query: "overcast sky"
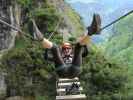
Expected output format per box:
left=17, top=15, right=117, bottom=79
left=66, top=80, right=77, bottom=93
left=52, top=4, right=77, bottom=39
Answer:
left=66, top=0, right=97, bottom=3
left=66, top=0, right=133, bottom=5
left=66, top=0, right=132, bottom=2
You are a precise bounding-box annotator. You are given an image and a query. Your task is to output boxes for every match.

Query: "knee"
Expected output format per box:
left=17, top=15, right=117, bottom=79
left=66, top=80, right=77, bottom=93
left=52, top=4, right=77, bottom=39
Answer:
left=70, top=67, right=80, bottom=78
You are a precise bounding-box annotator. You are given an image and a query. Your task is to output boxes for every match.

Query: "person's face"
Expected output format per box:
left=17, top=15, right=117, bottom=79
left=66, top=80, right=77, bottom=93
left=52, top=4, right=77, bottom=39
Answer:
left=62, top=47, right=72, bottom=56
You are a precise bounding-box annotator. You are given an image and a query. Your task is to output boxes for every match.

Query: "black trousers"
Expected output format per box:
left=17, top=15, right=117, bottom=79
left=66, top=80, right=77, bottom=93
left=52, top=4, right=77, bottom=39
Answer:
left=51, top=43, right=83, bottom=78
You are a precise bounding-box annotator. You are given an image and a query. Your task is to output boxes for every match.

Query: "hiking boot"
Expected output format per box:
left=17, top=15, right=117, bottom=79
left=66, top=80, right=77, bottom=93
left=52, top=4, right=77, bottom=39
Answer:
left=32, top=19, right=44, bottom=41
left=87, top=13, right=101, bottom=36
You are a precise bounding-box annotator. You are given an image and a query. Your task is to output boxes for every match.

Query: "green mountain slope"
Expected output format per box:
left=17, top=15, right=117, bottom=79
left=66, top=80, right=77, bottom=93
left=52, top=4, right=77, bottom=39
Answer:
left=103, top=13, right=133, bottom=100
left=104, top=13, right=133, bottom=67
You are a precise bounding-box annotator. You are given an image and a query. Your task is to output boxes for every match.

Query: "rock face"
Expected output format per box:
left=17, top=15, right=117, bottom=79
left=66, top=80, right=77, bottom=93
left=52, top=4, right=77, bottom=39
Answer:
left=0, top=73, right=6, bottom=99
left=0, top=0, right=11, bottom=98
left=0, top=0, right=11, bottom=51
left=0, top=0, right=19, bottom=52
left=0, top=0, right=84, bottom=51
left=0, top=0, right=84, bottom=99
left=0, top=0, right=19, bottom=98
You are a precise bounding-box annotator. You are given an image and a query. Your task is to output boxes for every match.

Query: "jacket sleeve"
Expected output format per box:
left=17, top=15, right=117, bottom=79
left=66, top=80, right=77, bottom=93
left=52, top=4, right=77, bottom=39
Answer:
left=43, top=49, right=54, bottom=62
left=82, top=45, right=89, bottom=57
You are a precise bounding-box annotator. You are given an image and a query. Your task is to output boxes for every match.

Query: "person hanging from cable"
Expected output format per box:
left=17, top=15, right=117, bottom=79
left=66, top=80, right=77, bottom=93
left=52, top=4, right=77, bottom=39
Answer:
left=32, top=13, right=101, bottom=78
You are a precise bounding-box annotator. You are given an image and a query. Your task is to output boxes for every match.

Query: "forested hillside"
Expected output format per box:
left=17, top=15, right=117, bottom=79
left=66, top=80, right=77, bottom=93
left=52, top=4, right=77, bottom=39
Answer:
left=104, top=13, right=133, bottom=67
left=0, top=0, right=132, bottom=100
left=103, top=13, right=133, bottom=100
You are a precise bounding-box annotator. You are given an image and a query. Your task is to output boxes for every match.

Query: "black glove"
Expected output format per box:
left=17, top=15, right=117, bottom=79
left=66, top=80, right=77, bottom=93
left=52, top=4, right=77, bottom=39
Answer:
left=82, top=45, right=89, bottom=57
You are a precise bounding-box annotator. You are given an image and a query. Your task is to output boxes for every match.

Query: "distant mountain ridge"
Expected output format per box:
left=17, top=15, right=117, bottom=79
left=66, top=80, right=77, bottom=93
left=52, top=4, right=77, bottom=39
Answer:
left=70, top=1, right=133, bottom=26
left=68, top=1, right=133, bottom=43
left=70, top=1, right=107, bottom=26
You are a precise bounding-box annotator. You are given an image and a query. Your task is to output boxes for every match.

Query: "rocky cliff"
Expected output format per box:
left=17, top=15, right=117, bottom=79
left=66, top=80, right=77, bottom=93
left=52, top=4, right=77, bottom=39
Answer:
left=0, top=0, right=85, bottom=99
left=0, top=0, right=21, bottom=52
left=0, top=0, right=84, bottom=52
left=0, top=0, right=12, bottom=51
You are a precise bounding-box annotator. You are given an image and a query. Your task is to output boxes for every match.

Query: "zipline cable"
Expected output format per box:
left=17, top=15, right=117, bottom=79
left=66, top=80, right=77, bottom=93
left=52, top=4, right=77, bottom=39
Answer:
left=0, top=17, right=35, bottom=40
left=0, top=16, right=62, bottom=41
left=101, top=10, right=133, bottom=31
left=48, top=17, right=63, bottom=40
left=0, top=10, right=133, bottom=40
